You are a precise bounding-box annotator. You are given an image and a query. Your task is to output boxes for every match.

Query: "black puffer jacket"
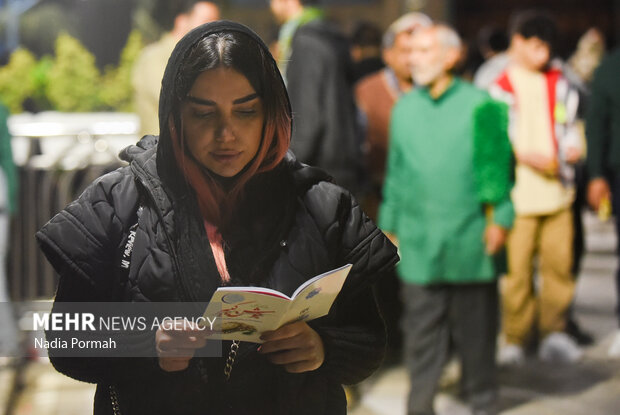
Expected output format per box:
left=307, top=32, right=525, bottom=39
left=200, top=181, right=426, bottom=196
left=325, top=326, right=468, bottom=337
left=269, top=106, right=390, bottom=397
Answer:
left=36, top=21, right=398, bottom=415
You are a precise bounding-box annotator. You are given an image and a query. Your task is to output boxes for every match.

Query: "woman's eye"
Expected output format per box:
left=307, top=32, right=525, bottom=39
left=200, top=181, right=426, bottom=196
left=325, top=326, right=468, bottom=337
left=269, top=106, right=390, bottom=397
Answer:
left=235, top=108, right=257, bottom=117
left=194, top=111, right=215, bottom=119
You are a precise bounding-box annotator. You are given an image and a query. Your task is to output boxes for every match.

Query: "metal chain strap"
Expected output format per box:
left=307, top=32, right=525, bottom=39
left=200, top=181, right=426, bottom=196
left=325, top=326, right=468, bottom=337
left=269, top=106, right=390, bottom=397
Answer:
left=109, top=385, right=122, bottom=415
left=224, top=340, right=240, bottom=381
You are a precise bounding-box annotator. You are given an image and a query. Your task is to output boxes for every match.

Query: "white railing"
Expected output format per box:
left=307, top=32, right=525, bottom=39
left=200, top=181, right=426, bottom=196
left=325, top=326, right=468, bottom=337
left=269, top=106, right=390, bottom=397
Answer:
left=7, top=111, right=141, bottom=300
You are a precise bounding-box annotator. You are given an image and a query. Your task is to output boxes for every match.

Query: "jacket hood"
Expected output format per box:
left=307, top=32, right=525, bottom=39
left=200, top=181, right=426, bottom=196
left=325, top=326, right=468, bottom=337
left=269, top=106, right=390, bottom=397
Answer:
left=154, top=20, right=292, bottom=192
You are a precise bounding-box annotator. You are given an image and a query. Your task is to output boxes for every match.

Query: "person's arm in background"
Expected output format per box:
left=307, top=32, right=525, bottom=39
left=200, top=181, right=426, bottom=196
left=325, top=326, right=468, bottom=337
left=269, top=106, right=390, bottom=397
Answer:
left=485, top=196, right=514, bottom=254
left=473, top=98, right=515, bottom=254
left=586, top=60, right=612, bottom=211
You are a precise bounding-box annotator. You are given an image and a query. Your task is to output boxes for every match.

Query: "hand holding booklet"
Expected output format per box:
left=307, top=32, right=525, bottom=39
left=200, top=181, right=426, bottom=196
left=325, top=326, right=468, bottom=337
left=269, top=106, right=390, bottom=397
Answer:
left=203, top=264, right=352, bottom=343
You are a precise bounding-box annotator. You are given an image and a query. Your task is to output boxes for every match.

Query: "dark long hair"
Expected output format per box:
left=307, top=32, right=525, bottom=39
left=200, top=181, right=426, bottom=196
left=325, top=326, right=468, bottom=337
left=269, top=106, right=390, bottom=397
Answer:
left=169, top=30, right=291, bottom=226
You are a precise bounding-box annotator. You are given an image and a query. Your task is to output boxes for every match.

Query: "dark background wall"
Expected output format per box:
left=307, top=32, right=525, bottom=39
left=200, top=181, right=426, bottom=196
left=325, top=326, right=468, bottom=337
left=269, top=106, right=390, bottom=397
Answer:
left=73, top=0, right=134, bottom=69
left=8, top=0, right=135, bottom=67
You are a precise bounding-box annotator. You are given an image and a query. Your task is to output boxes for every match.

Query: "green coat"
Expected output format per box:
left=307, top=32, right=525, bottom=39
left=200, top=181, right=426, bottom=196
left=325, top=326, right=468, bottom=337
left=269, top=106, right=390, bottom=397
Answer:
left=0, top=104, right=17, bottom=214
left=379, top=78, right=513, bottom=285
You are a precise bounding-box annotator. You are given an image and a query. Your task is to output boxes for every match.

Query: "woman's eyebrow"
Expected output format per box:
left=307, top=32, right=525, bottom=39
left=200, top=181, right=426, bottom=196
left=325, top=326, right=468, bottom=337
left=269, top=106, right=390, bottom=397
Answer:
left=187, top=96, right=215, bottom=106
left=186, top=93, right=259, bottom=106
left=233, top=93, right=259, bottom=104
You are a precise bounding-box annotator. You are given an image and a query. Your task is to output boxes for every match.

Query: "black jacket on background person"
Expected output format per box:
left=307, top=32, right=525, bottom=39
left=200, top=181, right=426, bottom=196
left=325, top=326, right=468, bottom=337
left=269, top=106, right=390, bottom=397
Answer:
left=287, top=19, right=363, bottom=195
left=35, top=21, right=398, bottom=415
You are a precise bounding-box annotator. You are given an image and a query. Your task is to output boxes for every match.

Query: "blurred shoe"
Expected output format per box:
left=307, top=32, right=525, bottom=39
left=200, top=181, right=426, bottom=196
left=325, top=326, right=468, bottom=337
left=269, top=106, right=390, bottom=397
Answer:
left=565, top=318, right=594, bottom=346
left=538, top=332, right=583, bottom=363
left=497, top=343, right=525, bottom=366
left=607, top=329, right=620, bottom=358
left=470, top=390, right=498, bottom=415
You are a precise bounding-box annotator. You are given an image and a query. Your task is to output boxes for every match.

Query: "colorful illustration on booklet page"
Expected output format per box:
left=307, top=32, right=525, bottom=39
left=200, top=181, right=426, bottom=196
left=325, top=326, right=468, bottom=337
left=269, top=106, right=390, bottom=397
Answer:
left=221, top=301, right=276, bottom=320
left=305, top=288, right=322, bottom=300
left=221, top=322, right=258, bottom=335
left=221, top=294, right=245, bottom=304
left=298, top=307, right=310, bottom=321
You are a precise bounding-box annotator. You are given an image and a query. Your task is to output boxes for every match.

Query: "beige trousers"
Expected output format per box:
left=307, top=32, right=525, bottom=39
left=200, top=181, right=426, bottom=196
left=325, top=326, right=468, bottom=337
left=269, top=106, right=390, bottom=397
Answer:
left=501, top=208, right=575, bottom=345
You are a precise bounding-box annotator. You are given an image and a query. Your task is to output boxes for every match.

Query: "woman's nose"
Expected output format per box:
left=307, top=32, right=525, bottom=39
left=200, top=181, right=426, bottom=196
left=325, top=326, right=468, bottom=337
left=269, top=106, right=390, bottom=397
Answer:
left=215, top=119, right=234, bottom=142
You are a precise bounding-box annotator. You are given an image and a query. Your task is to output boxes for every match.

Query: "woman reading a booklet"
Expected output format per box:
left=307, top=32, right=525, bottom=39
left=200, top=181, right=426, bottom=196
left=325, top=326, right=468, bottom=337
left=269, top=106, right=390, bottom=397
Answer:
left=37, top=21, right=398, bottom=414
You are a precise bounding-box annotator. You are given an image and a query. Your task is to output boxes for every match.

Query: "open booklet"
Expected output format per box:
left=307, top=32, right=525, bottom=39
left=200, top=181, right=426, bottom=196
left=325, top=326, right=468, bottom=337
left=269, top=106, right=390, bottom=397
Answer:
left=202, top=264, right=352, bottom=343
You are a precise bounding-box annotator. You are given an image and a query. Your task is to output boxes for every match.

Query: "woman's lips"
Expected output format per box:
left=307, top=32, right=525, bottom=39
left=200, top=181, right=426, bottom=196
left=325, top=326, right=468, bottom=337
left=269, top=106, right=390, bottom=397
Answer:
left=210, top=151, right=241, bottom=163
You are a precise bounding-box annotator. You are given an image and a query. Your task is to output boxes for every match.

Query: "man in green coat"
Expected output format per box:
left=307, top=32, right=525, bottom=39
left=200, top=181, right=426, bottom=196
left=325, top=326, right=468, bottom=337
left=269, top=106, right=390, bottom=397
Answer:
left=379, top=24, right=513, bottom=415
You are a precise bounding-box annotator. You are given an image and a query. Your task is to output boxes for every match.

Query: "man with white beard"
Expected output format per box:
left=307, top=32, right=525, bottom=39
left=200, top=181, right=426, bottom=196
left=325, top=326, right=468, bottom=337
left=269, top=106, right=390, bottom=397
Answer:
left=379, top=24, right=514, bottom=415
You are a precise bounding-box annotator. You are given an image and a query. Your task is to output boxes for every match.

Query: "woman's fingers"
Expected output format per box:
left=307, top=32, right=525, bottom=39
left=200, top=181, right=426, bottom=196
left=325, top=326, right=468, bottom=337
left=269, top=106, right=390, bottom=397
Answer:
left=155, top=320, right=209, bottom=372
left=259, top=333, right=305, bottom=354
left=259, top=321, right=325, bottom=372
left=156, top=333, right=202, bottom=371
left=265, top=346, right=323, bottom=368
left=260, top=320, right=306, bottom=342
left=161, top=319, right=209, bottom=337
left=264, top=347, right=311, bottom=365
left=157, top=333, right=206, bottom=352
left=156, top=322, right=208, bottom=351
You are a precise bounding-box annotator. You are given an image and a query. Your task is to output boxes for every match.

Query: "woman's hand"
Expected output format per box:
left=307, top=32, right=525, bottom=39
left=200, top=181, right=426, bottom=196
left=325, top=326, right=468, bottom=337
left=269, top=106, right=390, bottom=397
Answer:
left=259, top=321, right=325, bottom=373
left=156, top=319, right=207, bottom=372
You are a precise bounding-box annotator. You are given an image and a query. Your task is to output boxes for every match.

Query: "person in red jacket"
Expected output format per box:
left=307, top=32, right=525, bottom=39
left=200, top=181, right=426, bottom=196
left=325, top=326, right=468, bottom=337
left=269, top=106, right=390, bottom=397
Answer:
left=488, top=10, right=584, bottom=366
